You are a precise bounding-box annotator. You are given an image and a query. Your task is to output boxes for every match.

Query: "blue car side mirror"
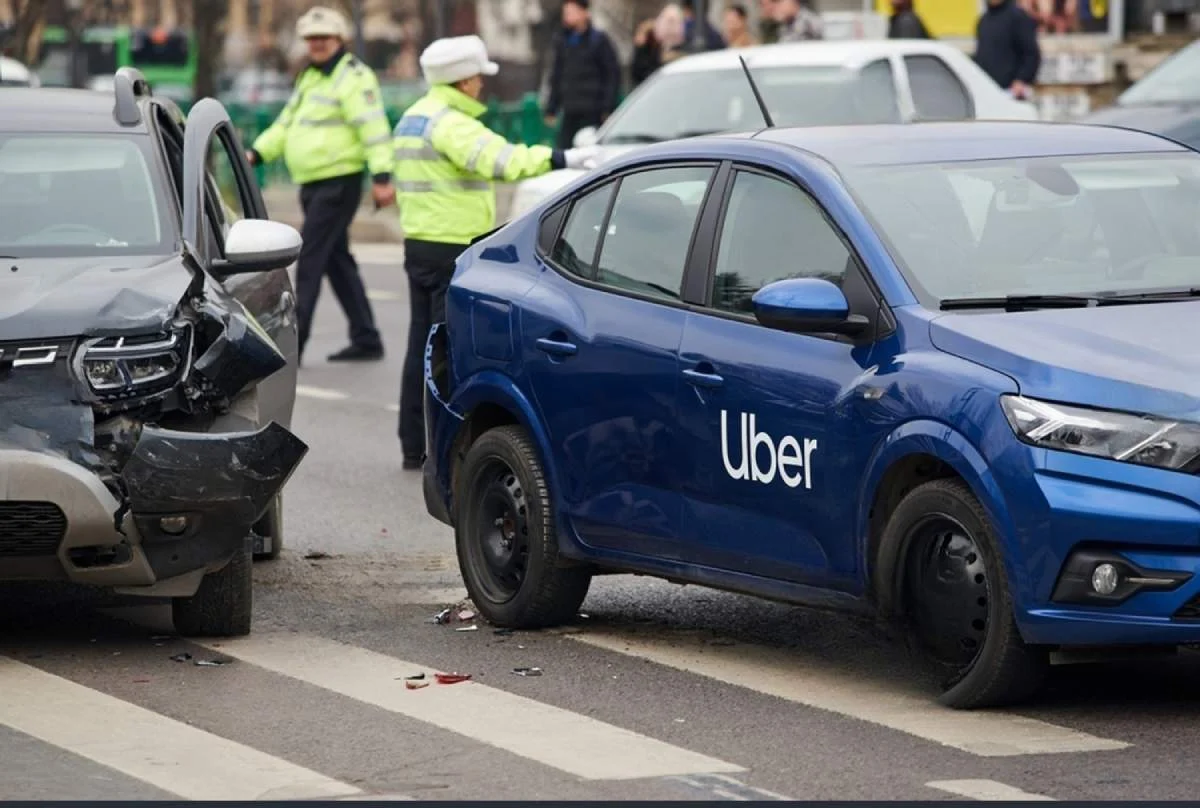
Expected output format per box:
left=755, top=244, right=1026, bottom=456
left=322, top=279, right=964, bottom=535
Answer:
left=751, top=278, right=869, bottom=337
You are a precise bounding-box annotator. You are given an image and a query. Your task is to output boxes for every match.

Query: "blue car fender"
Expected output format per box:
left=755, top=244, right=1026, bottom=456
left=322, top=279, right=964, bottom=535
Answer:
left=858, top=419, right=1026, bottom=620
left=445, top=370, right=572, bottom=542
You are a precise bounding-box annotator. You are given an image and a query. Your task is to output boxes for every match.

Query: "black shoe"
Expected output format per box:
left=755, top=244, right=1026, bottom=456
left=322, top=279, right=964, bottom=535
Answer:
left=327, top=344, right=384, bottom=362
left=402, top=455, right=422, bottom=471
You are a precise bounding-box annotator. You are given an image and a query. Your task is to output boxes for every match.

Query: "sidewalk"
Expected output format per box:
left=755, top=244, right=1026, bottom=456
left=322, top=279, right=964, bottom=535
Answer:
left=262, top=182, right=518, bottom=245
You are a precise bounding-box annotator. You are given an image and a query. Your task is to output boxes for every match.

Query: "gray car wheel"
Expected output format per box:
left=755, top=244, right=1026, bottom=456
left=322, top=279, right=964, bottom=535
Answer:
left=172, top=540, right=253, bottom=637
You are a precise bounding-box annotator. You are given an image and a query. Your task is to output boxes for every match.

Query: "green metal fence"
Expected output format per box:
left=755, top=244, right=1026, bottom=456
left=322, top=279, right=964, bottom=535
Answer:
left=201, top=92, right=560, bottom=189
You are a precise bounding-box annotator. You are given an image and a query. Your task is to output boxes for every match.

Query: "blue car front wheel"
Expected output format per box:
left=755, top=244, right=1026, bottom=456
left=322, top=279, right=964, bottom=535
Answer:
left=890, top=478, right=1049, bottom=709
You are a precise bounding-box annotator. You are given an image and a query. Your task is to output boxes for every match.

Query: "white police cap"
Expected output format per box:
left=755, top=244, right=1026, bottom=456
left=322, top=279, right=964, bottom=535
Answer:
left=296, top=6, right=350, bottom=39
left=419, top=35, right=500, bottom=85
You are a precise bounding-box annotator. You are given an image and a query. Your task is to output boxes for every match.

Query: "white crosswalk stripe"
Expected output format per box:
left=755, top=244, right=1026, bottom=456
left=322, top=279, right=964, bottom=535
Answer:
left=0, top=624, right=1124, bottom=800
left=0, top=655, right=364, bottom=801
left=192, top=632, right=745, bottom=781
left=565, top=627, right=1130, bottom=757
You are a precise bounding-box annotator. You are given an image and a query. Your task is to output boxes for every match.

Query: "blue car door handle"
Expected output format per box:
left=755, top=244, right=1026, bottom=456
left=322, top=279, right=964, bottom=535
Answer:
left=536, top=337, right=577, bottom=357
left=683, top=367, right=723, bottom=388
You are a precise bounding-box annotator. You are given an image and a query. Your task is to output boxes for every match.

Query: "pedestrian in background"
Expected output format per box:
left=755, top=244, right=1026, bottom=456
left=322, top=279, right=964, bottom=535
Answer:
left=248, top=5, right=392, bottom=364
left=888, top=0, right=932, bottom=37
left=631, top=17, right=662, bottom=86
left=392, top=35, right=598, bottom=470
left=543, top=0, right=621, bottom=150
left=722, top=4, right=758, bottom=47
left=774, top=0, right=825, bottom=40
left=759, top=0, right=782, bottom=42
left=973, top=0, right=1041, bottom=99
left=679, top=0, right=727, bottom=50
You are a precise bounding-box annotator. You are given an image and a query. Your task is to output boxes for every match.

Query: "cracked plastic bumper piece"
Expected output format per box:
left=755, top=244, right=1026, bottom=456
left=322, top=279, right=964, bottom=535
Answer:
left=0, top=421, right=307, bottom=592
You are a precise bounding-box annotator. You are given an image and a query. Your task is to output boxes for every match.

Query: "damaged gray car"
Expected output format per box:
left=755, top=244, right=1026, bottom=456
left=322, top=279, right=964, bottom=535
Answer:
left=0, top=69, right=308, bottom=636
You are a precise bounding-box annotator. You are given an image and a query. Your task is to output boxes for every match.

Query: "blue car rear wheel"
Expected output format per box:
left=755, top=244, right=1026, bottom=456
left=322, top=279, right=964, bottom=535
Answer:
left=891, top=478, right=1049, bottom=709
left=453, top=424, right=592, bottom=628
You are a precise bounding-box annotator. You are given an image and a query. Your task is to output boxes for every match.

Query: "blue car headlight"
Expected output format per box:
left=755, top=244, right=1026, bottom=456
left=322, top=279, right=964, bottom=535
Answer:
left=1001, top=394, right=1200, bottom=471
left=76, top=325, right=193, bottom=402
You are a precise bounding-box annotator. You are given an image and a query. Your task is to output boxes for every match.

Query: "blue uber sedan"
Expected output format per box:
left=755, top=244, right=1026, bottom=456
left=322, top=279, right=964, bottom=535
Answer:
left=422, top=120, right=1200, bottom=709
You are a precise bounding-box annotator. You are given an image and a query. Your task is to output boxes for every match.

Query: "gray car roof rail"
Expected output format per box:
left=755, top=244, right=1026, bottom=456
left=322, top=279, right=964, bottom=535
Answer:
left=113, top=66, right=152, bottom=127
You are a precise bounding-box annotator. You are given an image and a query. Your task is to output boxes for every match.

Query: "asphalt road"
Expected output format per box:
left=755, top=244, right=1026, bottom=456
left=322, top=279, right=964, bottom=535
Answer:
left=4, top=246, right=1200, bottom=801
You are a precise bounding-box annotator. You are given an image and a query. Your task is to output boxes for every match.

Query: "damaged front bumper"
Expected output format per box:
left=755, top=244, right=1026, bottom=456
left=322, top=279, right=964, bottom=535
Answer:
left=0, top=274, right=306, bottom=597
left=0, top=420, right=306, bottom=596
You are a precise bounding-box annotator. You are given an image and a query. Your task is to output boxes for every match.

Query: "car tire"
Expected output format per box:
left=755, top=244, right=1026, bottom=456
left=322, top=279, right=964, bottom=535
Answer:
left=252, top=493, right=283, bottom=561
left=888, top=477, right=1048, bottom=709
left=453, top=424, right=591, bottom=629
left=172, top=540, right=253, bottom=637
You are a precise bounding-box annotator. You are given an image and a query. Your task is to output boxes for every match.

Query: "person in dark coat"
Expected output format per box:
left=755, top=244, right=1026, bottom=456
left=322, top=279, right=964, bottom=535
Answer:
left=544, top=0, right=622, bottom=150
left=631, top=17, right=662, bottom=87
left=973, top=0, right=1041, bottom=98
left=679, top=0, right=727, bottom=50
left=888, top=0, right=931, bottom=37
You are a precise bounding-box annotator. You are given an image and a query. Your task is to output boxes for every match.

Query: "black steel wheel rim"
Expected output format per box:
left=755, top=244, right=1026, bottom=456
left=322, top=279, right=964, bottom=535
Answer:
left=903, top=513, right=991, bottom=674
left=466, top=457, right=531, bottom=603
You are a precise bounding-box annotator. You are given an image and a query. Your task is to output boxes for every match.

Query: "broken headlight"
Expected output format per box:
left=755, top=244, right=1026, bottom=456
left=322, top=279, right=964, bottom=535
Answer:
left=76, top=326, right=192, bottom=401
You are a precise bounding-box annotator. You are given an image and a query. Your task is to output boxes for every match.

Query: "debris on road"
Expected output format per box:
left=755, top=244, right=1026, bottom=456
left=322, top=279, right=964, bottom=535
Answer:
left=304, top=551, right=332, bottom=560
left=435, top=672, right=472, bottom=685
left=512, top=667, right=543, bottom=677
left=402, top=673, right=425, bottom=681
left=428, top=599, right=478, bottom=626
left=405, top=680, right=429, bottom=690
left=494, top=628, right=514, bottom=636
left=170, top=652, right=192, bottom=663
left=194, top=659, right=230, bottom=667
left=455, top=624, right=478, bottom=632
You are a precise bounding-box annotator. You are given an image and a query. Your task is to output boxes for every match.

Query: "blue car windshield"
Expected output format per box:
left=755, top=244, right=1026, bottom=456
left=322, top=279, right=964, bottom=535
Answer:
left=841, top=152, right=1200, bottom=304
left=0, top=133, right=174, bottom=259
left=599, top=63, right=902, bottom=145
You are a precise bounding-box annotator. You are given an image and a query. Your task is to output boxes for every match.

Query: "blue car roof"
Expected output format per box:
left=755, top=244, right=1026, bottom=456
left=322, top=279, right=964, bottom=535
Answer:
left=750, top=121, right=1189, bottom=167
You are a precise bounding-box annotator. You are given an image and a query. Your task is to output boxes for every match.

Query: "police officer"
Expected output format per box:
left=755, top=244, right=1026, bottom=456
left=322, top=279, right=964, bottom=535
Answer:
left=392, top=35, right=596, bottom=469
left=247, top=6, right=392, bottom=364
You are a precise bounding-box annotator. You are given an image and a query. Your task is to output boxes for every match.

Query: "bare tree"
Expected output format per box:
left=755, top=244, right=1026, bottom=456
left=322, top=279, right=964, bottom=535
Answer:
left=192, top=0, right=228, bottom=100
left=3, top=0, right=47, bottom=65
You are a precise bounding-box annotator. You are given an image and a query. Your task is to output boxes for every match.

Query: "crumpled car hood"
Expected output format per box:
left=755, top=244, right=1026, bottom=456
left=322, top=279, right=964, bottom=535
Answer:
left=0, top=255, right=191, bottom=341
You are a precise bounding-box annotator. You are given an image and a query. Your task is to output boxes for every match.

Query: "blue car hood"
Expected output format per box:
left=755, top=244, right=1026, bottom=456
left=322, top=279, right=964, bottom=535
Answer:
left=928, top=301, right=1200, bottom=419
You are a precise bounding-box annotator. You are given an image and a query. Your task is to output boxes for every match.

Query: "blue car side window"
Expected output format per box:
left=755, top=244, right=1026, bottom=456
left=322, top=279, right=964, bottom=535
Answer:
left=711, top=170, right=852, bottom=313
left=593, top=165, right=714, bottom=301
left=549, top=180, right=614, bottom=280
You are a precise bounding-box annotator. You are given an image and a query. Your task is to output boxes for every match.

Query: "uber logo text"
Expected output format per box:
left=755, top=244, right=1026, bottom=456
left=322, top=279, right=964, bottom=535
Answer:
left=720, top=410, right=817, bottom=489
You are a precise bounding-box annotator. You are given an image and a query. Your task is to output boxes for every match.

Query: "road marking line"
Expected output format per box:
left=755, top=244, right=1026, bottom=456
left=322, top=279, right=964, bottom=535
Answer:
left=566, top=629, right=1130, bottom=757
left=0, top=655, right=364, bottom=800
left=668, top=773, right=792, bottom=801
left=195, top=631, right=744, bottom=781
left=927, top=779, right=1056, bottom=800
left=296, top=384, right=350, bottom=401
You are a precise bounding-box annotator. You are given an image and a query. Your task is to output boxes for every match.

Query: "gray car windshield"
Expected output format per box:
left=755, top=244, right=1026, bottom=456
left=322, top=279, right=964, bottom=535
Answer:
left=599, top=63, right=901, bottom=145
left=841, top=152, right=1200, bottom=304
left=1117, top=42, right=1200, bottom=105
left=0, top=133, right=173, bottom=258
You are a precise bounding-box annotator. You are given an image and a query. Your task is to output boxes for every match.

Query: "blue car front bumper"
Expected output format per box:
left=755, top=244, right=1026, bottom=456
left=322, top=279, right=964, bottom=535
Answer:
left=1009, top=446, right=1200, bottom=646
left=421, top=323, right=457, bottom=528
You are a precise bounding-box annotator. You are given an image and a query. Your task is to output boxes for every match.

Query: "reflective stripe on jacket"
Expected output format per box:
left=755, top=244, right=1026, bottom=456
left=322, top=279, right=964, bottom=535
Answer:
left=392, top=84, right=557, bottom=245
left=252, top=51, right=393, bottom=185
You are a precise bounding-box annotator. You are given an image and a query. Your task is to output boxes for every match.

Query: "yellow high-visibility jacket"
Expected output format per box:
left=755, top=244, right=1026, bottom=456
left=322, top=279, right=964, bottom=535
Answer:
left=252, top=51, right=393, bottom=185
left=392, top=84, right=564, bottom=245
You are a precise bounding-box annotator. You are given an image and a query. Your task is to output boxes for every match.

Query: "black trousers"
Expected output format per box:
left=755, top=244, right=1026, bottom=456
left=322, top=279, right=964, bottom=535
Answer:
left=296, top=173, right=383, bottom=358
left=398, top=238, right=465, bottom=460
left=555, top=109, right=604, bottom=150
